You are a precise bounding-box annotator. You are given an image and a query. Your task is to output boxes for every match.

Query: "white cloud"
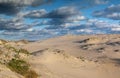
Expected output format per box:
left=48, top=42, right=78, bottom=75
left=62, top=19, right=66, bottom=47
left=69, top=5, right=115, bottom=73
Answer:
left=25, top=9, right=47, bottom=18
left=93, top=4, right=120, bottom=20
left=111, top=27, right=120, bottom=31
left=77, top=29, right=93, bottom=33
left=26, top=28, right=34, bottom=32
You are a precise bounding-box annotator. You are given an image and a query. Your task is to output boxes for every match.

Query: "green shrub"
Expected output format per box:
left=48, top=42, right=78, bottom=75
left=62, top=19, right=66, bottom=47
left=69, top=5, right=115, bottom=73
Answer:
left=7, top=59, right=38, bottom=78
left=18, top=49, right=30, bottom=55
left=7, top=59, right=29, bottom=75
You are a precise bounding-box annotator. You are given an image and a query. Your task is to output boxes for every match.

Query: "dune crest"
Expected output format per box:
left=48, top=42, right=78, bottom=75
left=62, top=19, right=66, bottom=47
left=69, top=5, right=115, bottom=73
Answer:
left=23, top=34, right=120, bottom=78
left=0, top=34, right=120, bottom=78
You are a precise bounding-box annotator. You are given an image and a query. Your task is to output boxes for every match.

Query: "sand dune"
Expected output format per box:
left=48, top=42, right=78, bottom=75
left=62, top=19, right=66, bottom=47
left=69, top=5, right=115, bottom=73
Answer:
left=28, top=48, right=120, bottom=78
left=0, top=34, right=120, bottom=78
left=22, top=34, right=120, bottom=78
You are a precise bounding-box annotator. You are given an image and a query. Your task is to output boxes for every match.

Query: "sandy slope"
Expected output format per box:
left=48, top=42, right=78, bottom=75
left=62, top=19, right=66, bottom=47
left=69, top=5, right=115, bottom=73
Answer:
left=28, top=48, right=120, bottom=78
left=23, top=34, right=120, bottom=78
left=0, top=64, right=23, bottom=78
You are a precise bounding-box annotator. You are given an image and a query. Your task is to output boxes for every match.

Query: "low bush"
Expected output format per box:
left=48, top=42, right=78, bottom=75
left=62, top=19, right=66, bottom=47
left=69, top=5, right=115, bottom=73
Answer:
left=7, top=59, right=29, bottom=75
left=7, top=59, right=38, bottom=78
left=18, top=49, right=30, bottom=55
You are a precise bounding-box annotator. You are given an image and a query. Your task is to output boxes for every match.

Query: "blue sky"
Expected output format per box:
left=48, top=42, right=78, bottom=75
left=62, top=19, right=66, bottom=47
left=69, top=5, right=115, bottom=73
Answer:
left=0, top=0, right=120, bottom=40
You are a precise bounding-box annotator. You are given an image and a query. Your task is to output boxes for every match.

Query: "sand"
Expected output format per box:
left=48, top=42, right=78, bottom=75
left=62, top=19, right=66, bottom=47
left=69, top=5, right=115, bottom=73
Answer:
left=22, top=34, right=120, bottom=78
left=0, top=34, right=120, bottom=78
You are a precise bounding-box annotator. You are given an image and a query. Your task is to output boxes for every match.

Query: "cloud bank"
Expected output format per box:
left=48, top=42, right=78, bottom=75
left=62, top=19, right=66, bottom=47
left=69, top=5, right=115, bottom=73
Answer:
left=25, top=6, right=86, bottom=29
left=93, top=4, right=120, bottom=20
left=0, top=0, right=52, bottom=15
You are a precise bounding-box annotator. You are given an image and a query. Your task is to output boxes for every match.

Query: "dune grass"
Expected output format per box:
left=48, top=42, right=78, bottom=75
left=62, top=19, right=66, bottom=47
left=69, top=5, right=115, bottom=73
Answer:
left=1, top=45, right=38, bottom=78
left=7, top=59, right=38, bottom=78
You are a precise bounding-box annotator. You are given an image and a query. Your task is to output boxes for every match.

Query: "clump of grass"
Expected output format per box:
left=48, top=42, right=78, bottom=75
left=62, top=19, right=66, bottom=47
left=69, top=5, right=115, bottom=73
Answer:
left=7, top=59, right=29, bottom=75
left=7, top=59, right=38, bottom=78
left=3, top=45, right=38, bottom=78
left=5, top=45, right=30, bottom=55
left=18, top=49, right=30, bottom=55
left=78, top=56, right=85, bottom=61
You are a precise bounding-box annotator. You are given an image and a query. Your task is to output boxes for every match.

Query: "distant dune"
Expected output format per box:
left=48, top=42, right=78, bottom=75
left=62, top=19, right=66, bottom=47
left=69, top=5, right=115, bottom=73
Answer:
left=23, top=34, right=120, bottom=78
left=0, top=34, right=120, bottom=78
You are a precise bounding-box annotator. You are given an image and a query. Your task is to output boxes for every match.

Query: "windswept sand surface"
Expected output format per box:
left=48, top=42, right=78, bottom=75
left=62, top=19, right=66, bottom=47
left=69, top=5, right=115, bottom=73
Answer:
left=22, top=34, right=120, bottom=78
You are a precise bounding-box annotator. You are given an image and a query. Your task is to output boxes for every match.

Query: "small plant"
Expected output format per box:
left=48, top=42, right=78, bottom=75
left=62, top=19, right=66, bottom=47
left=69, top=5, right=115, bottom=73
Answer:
left=4, top=45, right=30, bottom=55
left=2, top=45, right=38, bottom=78
left=7, top=59, right=38, bottom=78
left=18, top=49, right=30, bottom=55
left=7, top=59, right=29, bottom=75
left=79, top=56, right=85, bottom=61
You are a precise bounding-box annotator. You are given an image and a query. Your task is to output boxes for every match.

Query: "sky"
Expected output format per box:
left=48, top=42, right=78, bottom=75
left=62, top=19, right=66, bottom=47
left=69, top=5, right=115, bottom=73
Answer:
left=0, top=0, right=120, bottom=40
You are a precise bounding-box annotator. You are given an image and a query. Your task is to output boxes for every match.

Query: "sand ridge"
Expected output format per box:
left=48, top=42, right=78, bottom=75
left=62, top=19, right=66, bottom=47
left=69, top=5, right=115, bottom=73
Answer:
left=29, top=47, right=120, bottom=78
left=23, top=34, right=120, bottom=78
left=0, top=34, right=120, bottom=78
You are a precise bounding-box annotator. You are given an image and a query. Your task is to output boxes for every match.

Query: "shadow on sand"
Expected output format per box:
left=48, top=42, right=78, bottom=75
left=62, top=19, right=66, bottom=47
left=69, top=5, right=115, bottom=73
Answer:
left=31, top=49, right=46, bottom=56
left=111, top=58, right=120, bottom=65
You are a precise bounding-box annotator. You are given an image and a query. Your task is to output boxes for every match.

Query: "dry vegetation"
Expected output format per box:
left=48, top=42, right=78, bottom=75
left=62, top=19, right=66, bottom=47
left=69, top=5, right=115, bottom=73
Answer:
left=7, top=59, right=38, bottom=78
left=0, top=40, right=38, bottom=78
